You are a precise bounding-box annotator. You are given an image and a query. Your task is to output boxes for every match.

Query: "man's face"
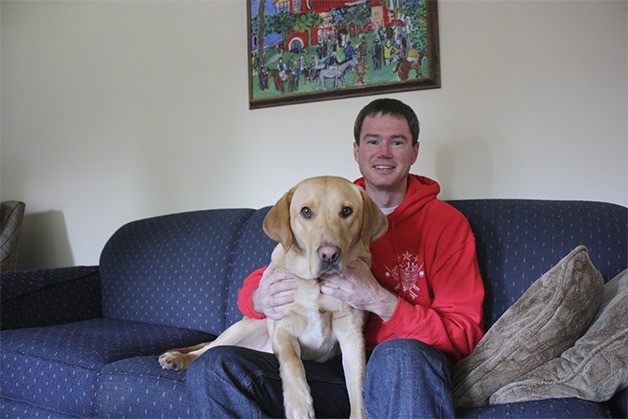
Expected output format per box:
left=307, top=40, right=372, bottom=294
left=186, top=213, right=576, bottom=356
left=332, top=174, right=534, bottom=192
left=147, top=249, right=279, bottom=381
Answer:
left=353, top=113, right=419, bottom=192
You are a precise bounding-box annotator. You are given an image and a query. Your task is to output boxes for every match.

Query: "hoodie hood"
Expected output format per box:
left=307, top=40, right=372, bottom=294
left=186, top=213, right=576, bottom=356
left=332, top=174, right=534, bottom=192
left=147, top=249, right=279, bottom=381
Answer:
left=354, top=174, right=440, bottom=223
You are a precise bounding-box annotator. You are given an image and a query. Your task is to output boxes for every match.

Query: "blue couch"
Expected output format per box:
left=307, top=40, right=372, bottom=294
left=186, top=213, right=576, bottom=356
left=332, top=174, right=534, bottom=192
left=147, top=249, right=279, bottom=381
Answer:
left=1, top=199, right=626, bottom=418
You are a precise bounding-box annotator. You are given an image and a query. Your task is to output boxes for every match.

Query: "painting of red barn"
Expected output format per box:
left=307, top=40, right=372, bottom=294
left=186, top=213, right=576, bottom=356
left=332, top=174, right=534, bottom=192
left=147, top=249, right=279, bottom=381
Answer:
left=248, top=0, right=440, bottom=109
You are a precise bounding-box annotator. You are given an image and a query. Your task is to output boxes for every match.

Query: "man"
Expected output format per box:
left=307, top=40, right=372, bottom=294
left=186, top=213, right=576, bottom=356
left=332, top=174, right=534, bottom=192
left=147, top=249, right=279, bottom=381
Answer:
left=371, top=38, right=383, bottom=71
left=383, top=39, right=397, bottom=66
left=356, top=35, right=368, bottom=59
left=343, top=40, right=357, bottom=62
left=186, top=98, right=485, bottom=418
left=355, top=55, right=367, bottom=85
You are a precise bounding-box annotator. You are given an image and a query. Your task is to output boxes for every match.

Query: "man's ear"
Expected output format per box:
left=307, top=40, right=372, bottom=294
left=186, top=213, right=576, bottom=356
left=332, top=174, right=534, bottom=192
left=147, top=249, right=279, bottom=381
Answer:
left=263, top=186, right=296, bottom=251
left=359, top=187, right=388, bottom=246
left=412, top=141, right=420, bottom=164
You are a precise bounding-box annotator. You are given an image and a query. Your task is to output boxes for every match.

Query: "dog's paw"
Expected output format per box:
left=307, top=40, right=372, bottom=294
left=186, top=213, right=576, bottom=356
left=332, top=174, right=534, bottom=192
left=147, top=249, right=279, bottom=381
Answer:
left=284, top=405, right=315, bottom=419
left=284, top=395, right=315, bottom=419
left=158, top=351, right=194, bottom=370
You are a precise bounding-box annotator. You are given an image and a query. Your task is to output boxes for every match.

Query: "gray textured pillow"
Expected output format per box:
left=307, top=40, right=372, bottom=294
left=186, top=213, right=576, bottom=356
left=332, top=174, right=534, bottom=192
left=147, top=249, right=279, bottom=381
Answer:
left=490, top=269, right=627, bottom=404
left=453, top=246, right=604, bottom=409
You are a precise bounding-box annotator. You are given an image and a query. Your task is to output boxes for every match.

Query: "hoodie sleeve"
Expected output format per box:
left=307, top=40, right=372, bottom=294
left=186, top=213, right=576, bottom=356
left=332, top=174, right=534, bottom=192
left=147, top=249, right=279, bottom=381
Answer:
left=237, top=267, right=267, bottom=319
left=365, top=209, right=485, bottom=365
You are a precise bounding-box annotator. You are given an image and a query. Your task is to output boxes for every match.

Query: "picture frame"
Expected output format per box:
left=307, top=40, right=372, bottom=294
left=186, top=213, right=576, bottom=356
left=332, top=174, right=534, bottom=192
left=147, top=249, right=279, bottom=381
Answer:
left=247, top=0, right=440, bottom=109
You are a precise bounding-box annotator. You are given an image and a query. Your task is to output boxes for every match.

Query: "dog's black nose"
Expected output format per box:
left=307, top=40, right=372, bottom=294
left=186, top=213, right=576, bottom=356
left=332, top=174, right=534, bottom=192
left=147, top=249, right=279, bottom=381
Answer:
left=317, top=245, right=341, bottom=264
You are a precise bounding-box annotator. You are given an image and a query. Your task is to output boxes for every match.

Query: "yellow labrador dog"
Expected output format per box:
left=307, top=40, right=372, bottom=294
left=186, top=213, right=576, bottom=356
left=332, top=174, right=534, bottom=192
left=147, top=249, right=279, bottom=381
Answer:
left=159, top=176, right=388, bottom=419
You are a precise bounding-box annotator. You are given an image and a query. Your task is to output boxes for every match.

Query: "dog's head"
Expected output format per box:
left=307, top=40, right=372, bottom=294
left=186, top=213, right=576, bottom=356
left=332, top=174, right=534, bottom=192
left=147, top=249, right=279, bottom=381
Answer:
left=263, top=176, right=388, bottom=280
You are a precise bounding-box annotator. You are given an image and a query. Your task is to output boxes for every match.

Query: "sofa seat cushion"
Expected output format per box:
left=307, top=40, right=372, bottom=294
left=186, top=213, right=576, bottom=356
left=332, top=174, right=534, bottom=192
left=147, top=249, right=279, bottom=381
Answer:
left=1, top=397, right=73, bottom=418
left=96, top=356, right=193, bottom=418
left=457, top=397, right=610, bottom=418
left=0, top=318, right=212, bottom=417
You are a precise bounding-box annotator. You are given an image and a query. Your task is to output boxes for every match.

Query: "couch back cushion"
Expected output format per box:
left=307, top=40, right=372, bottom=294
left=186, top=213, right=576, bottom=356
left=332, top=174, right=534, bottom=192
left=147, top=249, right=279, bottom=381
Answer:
left=220, top=201, right=627, bottom=331
left=449, top=200, right=627, bottom=329
left=227, top=207, right=276, bottom=326
left=100, top=209, right=255, bottom=334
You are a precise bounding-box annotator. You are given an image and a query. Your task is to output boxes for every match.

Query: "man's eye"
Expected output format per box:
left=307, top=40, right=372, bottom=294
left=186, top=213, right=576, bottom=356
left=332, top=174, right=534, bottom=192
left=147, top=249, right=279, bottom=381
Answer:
left=341, top=207, right=353, bottom=218
left=300, top=207, right=312, bottom=218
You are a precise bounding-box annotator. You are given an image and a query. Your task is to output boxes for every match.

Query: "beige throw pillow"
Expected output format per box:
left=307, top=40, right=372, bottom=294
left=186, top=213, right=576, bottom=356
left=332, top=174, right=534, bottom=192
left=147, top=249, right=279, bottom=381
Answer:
left=453, top=246, right=604, bottom=409
left=490, top=269, right=627, bottom=404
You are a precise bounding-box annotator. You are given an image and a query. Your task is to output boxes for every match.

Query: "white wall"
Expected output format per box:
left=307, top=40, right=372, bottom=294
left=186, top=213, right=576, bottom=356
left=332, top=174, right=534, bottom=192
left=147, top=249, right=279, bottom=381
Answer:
left=2, top=0, right=626, bottom=269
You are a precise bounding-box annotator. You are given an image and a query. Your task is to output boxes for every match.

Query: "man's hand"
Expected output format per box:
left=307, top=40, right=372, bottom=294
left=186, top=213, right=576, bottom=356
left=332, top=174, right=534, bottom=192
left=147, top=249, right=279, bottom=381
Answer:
left=252, top=262, right=297, bottom=320
left=320, top=260, right=398, bottom=321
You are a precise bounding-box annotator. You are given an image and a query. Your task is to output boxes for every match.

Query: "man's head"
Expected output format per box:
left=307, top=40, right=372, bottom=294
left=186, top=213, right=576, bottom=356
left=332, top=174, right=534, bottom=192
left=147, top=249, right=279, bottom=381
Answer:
left=353, top=98, right=420, bottom=145
left=352, top=99, right=420, bottom=204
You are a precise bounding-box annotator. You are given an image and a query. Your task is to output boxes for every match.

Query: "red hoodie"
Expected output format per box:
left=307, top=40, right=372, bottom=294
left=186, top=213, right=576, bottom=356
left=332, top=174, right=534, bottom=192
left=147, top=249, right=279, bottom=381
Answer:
left=238, top=175, right=484, bottom=364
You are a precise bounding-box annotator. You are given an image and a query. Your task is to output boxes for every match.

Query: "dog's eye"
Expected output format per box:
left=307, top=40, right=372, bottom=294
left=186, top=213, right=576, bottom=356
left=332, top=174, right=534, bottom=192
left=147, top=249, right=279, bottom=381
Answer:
left=341, top=206, right=353, bottom=218
left=300, top=207, right=312, bottom=218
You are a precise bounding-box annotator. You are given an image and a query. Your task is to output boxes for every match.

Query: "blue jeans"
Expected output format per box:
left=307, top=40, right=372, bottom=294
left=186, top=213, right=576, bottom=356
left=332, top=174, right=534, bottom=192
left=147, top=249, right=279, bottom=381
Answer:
left=186, top=338, right=454, bottom=418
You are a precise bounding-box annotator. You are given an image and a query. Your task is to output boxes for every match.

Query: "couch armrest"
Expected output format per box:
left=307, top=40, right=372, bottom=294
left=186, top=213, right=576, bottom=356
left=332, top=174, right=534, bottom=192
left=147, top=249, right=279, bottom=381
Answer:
left=1, top=266, right=102, bottom=330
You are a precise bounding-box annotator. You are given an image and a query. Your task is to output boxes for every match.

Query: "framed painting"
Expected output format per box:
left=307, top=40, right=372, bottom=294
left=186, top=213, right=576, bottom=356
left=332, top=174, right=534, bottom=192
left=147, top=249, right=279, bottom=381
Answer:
left=247, top=0, right=440, bottom=109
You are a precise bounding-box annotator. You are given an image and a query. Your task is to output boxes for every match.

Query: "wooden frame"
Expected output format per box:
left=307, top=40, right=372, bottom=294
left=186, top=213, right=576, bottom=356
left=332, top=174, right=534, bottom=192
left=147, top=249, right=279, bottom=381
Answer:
left=247, top=0, right=440, bottom=109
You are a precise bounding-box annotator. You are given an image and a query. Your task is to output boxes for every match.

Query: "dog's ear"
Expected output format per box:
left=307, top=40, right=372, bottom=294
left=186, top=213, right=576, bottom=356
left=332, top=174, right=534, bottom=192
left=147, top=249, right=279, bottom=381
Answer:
left=263, top=186, right=296, bottom=251
left=359, top=188, right=388, bottom=245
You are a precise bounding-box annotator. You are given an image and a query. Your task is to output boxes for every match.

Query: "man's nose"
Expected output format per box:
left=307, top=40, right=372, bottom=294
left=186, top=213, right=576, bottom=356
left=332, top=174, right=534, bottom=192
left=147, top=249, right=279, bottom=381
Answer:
left=376, top=143, right=393, bottom=158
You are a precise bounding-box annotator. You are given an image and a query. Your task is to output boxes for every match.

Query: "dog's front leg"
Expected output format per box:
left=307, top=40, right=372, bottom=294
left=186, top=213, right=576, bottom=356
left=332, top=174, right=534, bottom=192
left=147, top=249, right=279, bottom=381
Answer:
left=272, top=326, right=315, bottom=419
left=334, top=313, right=367, bottom=419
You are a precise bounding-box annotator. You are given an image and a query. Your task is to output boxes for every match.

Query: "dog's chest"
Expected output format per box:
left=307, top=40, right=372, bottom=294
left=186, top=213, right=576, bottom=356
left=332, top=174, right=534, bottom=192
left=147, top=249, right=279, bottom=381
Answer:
left=285, top=279, right=347, bottom=361
left=293, top=278, right=346, bottom=312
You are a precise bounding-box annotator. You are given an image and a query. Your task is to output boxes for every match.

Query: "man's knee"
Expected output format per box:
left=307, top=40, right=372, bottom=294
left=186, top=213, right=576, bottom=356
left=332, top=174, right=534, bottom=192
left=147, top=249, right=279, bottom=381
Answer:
left=186, top=346, right=229, bottom=387
left=368, top=338, right=452, bottom=377
left=371, top=338, right=444, bottom=360
left=186, top=346, right=268, bottom=388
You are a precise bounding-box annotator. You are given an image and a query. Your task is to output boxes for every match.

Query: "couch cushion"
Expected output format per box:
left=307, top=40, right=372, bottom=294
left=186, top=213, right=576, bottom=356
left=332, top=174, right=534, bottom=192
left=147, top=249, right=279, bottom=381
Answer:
left=453, top=246, right=604, bottom=409
left=449, top=200, right=627, bottom=329
left=100, top=209, right=256, bottom=334
left=1, top=397, right=72, bottom=418
left=0, top=318, right=212, bottom=417
left=226, top=206, right=276, bottom=326
left=490, top=269, right=627, bottom=404
left=96, top=356, right=193, bottom=418
left=457, top=397, right=610, bottom=418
